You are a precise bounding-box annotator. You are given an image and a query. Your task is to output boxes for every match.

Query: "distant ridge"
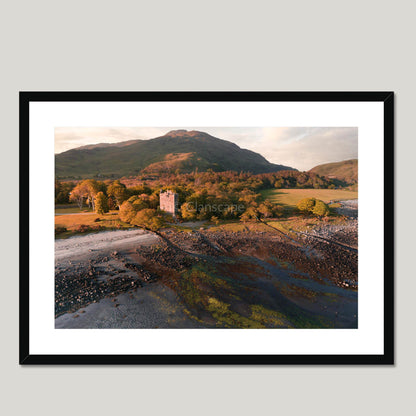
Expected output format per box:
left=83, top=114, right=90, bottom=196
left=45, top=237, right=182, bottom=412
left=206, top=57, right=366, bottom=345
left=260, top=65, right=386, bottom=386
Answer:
left=309, top=159, right=358, bottom=185
left=55, top=129, right=296, bottom=179
left=75, top=139, right=143, bottom=151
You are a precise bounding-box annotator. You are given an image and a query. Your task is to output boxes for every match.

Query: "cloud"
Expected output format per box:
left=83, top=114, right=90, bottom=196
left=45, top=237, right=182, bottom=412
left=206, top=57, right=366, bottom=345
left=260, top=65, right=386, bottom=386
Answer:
left=249, top=127, right=358, bottom=170
left=55, top=126, right=358, bottom=171
left=54, top=127, right=168, bottom=153
left=54, top=127, right=263, bottom=153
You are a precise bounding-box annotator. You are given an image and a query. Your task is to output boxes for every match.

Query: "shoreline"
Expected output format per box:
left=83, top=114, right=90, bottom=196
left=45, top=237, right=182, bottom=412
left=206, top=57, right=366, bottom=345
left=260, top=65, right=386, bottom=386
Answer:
left=55, top=202, right=358, bottom=329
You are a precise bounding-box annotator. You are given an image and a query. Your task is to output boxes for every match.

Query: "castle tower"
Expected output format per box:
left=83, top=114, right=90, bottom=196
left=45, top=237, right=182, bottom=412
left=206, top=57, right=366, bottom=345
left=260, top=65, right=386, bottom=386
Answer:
left=159, top=190, right=178, bottom=217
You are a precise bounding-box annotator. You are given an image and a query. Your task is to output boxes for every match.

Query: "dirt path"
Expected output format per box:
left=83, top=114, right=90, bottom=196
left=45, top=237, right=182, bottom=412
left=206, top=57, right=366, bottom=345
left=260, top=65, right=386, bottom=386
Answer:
left=55, top=229, right=159, bottom=261
left=55, top=212, right=92, bottom=216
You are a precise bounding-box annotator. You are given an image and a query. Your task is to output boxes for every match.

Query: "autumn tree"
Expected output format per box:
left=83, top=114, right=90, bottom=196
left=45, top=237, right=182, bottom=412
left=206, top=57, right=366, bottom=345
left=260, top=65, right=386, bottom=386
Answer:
left=127, top=184, right=152, bottom=196
left=312, top=199, right=330, bottom=217
left=180, top=202, right=197, bottom=220
left=128, top=195, right=149, bottom=211
left=55, top=180, right=75, bottom=204
left=131, top=209, right=165, bottom=232
left=95, top=192, right=109, bottom=214
left=84, top=180, right=102, bottom=210
left=296, top=197, right=317, bottom=213
left=296, top=197, right=330, bottom=217
left=69, top=179, right=101, bottom=210
left=119, top=201, right=137, bottom=223
left=147, top=193, right=160, bottom=209
left=107, top=180, right=128, bottom=208
left=240, top=206, right=259, bottom=222
left=238, top=189, right=261, bottom=207
left=69, top=184, right=85, bottom=209
left=257, top=200, right=275, bottom=219
left=223, top=205, right=238, bottom=219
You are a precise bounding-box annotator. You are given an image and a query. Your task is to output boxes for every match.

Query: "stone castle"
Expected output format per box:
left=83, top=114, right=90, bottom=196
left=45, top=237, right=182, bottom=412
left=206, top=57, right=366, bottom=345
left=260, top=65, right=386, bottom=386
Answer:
left=159, top=190, right=178, bottom=217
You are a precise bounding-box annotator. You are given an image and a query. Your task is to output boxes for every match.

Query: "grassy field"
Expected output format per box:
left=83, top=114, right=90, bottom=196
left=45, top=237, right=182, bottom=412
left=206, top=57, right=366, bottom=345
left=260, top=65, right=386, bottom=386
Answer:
left=55, top=211, right=132, bottom=238
left=260, top=188, right=358, bottom=208
left=55, top=206, right=93, bottom=214
left=206, top=216, right=348, bottom=237
left=54, top=187, right=357, bottom=238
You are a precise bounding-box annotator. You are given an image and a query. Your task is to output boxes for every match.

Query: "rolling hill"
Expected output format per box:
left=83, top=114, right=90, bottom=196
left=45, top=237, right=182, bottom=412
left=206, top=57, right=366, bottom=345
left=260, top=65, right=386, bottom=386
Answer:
left=55, top=130, right=295, bottom=178
left=309, top=159, right=358, bottom=185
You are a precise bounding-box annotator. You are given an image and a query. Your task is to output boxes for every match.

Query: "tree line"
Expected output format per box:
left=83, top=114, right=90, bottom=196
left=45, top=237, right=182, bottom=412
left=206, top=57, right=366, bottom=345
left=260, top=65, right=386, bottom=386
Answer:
left=56, top=169, right=334, bottom=231
left=145, top=169, right=337, bottom=192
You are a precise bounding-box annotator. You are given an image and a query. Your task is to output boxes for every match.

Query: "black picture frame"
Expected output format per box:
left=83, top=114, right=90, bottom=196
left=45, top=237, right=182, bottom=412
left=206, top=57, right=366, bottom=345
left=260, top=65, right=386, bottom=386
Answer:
left=19, top=91, right=394, bottom=365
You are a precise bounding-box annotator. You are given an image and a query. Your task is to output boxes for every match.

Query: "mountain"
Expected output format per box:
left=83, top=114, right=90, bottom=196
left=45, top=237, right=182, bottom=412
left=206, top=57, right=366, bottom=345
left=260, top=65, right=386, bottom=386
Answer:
left=75, top=139, right=144, bottom=151
left=309, top=159, right=358, bottom=185
left=55, top=130, right=295, bottom=178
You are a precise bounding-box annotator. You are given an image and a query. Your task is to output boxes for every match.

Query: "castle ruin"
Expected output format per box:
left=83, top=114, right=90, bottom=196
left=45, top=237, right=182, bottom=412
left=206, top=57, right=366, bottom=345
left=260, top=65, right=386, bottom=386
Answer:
left=159, top=190, right=178, bottom=217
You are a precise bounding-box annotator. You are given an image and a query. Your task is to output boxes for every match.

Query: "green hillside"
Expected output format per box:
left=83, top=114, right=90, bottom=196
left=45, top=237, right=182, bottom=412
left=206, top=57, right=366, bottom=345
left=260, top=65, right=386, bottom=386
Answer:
left=309, top=159, right=358, bottom=185
left=55, top=130, right=295, bottom=179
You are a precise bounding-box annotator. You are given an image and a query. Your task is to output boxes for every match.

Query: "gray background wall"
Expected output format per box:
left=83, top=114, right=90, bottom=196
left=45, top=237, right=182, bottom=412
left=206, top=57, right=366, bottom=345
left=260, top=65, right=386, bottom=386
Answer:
left=1, top=1, right=414, bottom=415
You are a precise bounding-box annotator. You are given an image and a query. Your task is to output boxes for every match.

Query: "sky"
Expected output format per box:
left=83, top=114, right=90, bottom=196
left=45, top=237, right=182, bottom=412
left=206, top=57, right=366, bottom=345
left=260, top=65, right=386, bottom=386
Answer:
left=55, top=127, right=358, bottom=171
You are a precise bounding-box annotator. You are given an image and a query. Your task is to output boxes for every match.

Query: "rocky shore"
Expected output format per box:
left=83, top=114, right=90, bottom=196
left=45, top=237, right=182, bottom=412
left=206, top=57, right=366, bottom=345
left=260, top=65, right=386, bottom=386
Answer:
left=55, top=202, right=358, bottom=328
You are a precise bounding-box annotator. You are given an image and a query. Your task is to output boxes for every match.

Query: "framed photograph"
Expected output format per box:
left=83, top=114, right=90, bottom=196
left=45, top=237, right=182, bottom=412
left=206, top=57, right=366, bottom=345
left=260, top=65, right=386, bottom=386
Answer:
left=20, top=91, right=394, bottom=365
